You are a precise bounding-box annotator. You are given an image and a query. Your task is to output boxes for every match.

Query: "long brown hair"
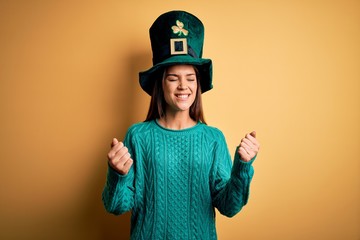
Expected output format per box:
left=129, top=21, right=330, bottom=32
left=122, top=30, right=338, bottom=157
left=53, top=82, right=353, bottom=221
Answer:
left=145, top=65, right=207, bottom=124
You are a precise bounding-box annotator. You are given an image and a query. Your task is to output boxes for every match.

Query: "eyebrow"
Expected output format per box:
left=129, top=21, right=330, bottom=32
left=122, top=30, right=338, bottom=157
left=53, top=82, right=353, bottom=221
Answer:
left=165, top=73, right=196, bottom=77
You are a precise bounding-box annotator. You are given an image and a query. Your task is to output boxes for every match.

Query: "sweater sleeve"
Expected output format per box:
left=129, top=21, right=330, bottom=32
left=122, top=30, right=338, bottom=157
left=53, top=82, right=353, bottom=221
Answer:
left=210, top=132, right=255, bottom=218
left=102, top=128, right=136, bottom=215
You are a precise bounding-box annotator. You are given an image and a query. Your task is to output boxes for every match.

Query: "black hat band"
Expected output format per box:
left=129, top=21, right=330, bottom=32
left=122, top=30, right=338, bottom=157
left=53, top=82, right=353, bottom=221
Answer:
left=152, top=40, right=198, bottom=65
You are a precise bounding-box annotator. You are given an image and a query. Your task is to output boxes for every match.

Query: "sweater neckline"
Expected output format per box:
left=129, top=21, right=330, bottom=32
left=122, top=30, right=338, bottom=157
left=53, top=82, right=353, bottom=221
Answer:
left=153, top=119, right=202, bottom=134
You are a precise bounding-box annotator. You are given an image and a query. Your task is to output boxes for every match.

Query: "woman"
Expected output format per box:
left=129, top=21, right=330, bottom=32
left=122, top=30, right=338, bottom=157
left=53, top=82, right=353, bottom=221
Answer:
left=102, top=11, right=260, bottom=240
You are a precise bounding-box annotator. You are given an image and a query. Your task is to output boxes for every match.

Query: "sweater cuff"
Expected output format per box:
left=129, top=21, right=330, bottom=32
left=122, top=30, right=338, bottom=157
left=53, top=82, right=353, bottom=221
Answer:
left=232, top=147, right=256, bottom=177
left=106, top=164, right=131, bottom=189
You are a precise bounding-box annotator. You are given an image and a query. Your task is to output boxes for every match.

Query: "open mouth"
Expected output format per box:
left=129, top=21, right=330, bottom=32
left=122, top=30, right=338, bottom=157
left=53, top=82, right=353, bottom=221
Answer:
left=175, top=94, right=190, bottom=99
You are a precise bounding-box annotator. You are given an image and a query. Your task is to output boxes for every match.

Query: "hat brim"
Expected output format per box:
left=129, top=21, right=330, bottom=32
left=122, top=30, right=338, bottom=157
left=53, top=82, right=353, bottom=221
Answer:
left=139, top=55, right=213, bottom=96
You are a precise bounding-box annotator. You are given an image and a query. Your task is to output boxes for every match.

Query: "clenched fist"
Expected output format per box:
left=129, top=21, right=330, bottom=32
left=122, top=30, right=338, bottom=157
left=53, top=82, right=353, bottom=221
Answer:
left=107, top=138, right=133, bottom=175
left=238, top=131, right=260, bottom=162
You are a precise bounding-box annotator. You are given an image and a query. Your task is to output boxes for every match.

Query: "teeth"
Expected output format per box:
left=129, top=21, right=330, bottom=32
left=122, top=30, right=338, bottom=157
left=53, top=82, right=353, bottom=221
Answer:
left=177, top=94, right=188, bottom=99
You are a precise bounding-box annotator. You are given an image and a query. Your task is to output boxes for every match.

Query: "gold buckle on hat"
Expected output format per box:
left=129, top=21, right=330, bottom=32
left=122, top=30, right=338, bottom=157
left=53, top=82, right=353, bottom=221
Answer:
left=170, top=38, right=188, bottom=55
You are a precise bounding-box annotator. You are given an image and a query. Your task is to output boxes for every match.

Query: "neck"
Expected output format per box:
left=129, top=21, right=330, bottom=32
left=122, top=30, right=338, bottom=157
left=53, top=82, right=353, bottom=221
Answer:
left=158, top=111, right=196, bottom=130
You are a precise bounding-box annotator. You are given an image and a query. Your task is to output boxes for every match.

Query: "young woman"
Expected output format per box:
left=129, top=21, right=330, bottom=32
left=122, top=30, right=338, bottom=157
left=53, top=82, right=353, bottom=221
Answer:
left=102, top=11, right=260, bottom=240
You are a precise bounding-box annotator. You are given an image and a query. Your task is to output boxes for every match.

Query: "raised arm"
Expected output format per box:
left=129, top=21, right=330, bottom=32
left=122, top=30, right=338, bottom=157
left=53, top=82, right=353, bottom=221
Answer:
left=210, top=131, right=259, bottom=217
left=102, top=135, right=135, bottom=215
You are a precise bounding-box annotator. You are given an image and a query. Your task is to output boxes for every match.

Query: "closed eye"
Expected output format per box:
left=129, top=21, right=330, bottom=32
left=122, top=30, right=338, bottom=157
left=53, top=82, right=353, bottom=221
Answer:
left=167, top=78, right=178, bottom=82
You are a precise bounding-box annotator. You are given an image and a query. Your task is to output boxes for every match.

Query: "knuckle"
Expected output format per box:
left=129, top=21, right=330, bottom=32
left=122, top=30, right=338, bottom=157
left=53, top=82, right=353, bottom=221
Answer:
left=120, top=153, right=130, bottom=162
left=115, top=162, right=123, bottom=170
left=117, top=147, right=124, bottom=154
left=107, top=152, right=112, bottom=160
left=120, top=147, right=128, bottom=155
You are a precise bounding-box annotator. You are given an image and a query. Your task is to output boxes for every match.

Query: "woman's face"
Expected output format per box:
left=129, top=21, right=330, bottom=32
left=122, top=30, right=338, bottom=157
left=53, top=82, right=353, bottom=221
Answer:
left=162, top=65, right=198, bottom=114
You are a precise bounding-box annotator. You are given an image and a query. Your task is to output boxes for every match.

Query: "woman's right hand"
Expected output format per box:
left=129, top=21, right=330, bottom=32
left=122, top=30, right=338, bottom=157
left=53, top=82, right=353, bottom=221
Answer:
left=107, top=138, right=133, bottom=175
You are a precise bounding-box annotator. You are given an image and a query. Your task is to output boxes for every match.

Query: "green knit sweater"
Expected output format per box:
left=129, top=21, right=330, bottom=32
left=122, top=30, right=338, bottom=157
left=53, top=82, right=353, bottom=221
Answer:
left=102, top=120, right=255, bottom=240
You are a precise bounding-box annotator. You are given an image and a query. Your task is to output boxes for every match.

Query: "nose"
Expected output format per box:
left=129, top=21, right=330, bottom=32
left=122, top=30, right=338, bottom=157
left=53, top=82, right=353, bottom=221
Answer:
left=178, top=79, right=188, bottom=90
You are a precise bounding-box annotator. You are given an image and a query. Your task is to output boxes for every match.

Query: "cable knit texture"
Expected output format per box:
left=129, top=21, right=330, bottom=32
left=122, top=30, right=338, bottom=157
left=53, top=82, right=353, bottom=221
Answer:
left=102, top=120, right=255, bottom=240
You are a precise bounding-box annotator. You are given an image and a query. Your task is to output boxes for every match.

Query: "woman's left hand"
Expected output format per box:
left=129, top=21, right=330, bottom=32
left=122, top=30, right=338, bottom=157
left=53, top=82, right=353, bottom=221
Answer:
left=238, top=131, right=260, bottom=162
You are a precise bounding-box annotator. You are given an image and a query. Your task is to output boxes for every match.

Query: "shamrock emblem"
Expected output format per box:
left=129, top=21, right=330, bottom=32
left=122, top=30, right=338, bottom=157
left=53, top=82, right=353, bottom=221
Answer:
left=171, top=20, right=188, bottom=36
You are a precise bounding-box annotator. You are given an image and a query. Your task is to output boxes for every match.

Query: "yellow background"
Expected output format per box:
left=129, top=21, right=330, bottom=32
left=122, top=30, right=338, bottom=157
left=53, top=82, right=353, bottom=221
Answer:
left=0, top=1, right=359, bottom=239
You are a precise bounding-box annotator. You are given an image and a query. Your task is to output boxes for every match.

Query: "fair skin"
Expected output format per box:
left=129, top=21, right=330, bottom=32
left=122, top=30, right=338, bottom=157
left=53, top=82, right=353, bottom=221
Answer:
left=158, top=64, right=198, bottom=130
left=108, top=64, right=260, bottom=175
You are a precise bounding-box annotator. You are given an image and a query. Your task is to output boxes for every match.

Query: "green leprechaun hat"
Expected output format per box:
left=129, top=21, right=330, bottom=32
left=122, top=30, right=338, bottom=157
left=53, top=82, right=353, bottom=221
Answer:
left=139, top=10, right=213, bottom=95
